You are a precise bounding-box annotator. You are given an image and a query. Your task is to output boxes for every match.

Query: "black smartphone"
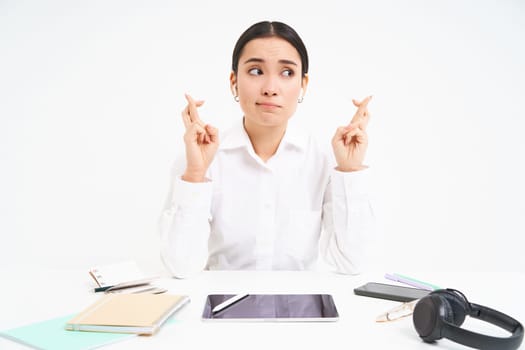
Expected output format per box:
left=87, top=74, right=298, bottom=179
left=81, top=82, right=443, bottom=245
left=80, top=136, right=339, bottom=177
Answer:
left=353, top=282, right=430, bottom=302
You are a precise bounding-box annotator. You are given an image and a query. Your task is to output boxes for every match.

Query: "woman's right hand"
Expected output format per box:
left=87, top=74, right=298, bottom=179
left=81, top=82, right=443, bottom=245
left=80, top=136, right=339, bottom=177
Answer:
left=181, top=94, right=219, bottom=182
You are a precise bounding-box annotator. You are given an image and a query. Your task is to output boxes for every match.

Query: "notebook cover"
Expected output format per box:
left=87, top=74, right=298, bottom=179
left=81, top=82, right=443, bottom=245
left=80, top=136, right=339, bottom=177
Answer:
left=66, top=293, right=189, bottom=334
left=0, top=314, right=134, bottom=350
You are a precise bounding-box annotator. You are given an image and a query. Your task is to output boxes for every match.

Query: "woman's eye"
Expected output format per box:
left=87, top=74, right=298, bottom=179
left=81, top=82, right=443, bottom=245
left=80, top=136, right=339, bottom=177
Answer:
left=282, top=69, right=294, bottom=77
left=248, top=68, right=262, bottom=76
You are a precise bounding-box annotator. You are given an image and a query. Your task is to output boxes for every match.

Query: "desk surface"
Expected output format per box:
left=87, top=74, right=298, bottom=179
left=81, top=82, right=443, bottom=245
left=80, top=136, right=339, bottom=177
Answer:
left=0, top=268, right=523, bottom=349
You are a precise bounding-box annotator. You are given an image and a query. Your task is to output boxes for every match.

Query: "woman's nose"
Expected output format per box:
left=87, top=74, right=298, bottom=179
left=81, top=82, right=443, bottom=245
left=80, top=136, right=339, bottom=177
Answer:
left=261, top=76, right=278, bottom=96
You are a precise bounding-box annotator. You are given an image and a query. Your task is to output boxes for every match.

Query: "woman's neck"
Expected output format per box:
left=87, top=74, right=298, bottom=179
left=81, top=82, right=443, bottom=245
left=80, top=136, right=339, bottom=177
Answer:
left=243, top=117, right=287, bottom=162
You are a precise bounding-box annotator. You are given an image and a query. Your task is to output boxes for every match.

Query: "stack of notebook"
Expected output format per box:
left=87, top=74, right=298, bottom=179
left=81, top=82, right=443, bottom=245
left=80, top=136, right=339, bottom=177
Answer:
left=66, top=293, right=190, bottom=335
left=1, top=293, right=190, bottom=349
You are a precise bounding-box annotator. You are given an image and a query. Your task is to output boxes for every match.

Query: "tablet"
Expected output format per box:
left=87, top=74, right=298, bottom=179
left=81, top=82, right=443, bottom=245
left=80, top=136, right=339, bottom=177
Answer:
left=201, top=294, right=339, bottom=322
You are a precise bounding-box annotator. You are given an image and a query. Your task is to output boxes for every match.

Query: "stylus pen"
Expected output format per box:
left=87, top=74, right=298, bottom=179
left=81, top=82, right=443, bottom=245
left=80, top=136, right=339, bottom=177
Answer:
left=212, top=294, right=250, bottom=313
left=94, top=285, right=113, bottom=293
left=94, top=282, right=151, bottom=293
left=385, top=273, right=440, bottom=291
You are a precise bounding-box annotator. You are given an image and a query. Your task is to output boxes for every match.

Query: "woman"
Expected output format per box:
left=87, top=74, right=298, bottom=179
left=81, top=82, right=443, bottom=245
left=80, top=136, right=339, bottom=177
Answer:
left=160, top=21, right=373, bottom=278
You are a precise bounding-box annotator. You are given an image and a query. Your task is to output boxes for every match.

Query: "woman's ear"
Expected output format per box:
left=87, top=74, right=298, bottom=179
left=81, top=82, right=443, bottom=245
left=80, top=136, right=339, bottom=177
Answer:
left=301, top=74, right=309, bottom=95
left=299, top=74, right=309, bottom=100
left=230, top=71, right=237, bottom=96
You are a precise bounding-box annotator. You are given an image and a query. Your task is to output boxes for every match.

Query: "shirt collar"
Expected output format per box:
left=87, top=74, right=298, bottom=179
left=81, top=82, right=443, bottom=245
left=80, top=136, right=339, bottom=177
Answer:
left=219, top=118, right=308, bottom=152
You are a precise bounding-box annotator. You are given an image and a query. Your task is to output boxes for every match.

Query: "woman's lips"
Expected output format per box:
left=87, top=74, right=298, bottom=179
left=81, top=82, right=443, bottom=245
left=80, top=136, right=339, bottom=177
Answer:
left=256, top=102, right=281, bottom=108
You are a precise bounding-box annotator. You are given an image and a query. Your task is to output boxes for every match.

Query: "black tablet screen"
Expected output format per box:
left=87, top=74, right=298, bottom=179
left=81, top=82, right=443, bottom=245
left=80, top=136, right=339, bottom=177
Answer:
left=202, top=294, right=339, bottom=321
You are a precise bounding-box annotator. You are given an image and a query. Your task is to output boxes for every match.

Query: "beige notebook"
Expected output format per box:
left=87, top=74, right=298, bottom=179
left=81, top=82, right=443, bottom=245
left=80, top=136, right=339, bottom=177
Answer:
left=65, top=293, right=190, bottom=335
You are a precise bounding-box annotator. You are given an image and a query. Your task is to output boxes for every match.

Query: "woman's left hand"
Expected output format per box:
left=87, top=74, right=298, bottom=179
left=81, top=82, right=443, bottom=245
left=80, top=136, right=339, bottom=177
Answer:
left=331, top=96, right=372, bottom=172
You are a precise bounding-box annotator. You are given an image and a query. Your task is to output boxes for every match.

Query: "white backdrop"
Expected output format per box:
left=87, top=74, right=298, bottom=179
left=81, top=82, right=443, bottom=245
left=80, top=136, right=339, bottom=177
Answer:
left=1, top=0, right=524, bottom=275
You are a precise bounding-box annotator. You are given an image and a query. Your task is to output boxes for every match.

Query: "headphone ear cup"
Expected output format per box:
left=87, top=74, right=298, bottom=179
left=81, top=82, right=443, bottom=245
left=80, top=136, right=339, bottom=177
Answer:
left=439, top=290, right=468, bottom=326
left=413, top=294, right=455, bottom=342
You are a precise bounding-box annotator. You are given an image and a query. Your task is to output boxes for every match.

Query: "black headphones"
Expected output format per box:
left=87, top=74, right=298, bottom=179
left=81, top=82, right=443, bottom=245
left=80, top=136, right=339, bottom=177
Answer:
left=413, top=289, right=523, bottom=350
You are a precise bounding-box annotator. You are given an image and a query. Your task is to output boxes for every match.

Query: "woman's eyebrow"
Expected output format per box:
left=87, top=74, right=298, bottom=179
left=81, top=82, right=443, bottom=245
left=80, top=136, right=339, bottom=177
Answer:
left=243, top=57, right=298, bottom=66
left=279, top=59, right=298, bottom=66
left=243, top=57, right=264, bottom=64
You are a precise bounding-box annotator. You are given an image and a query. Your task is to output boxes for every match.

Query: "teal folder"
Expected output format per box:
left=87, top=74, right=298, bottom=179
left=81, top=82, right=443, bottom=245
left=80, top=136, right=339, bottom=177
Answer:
left=0, top=314, right=135, bottom=350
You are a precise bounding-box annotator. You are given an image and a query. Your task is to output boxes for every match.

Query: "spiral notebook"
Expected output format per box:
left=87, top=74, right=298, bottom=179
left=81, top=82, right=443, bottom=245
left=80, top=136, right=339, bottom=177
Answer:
left=89, top=261, right=147, bottom=288
left=89, top=261, right=161, bottom=293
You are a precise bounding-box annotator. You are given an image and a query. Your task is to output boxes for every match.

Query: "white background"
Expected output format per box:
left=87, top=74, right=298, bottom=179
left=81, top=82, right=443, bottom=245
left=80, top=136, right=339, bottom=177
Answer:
left=1, top=0, right=524, bottom=275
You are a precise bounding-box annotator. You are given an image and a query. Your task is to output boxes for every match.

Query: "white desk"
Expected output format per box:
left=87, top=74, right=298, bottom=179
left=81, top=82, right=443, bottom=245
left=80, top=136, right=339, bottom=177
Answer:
left=0, top=268, right=523, bottom=349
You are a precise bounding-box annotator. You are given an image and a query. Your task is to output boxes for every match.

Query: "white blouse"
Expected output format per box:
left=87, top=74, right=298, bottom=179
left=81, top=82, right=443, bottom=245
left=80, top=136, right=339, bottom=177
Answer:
left=159, top=120, right=374, bottom=278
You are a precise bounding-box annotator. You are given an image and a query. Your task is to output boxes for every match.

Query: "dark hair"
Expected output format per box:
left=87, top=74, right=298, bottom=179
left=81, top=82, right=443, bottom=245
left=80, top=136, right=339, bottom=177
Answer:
left=231, top=21, right=309, bottom=77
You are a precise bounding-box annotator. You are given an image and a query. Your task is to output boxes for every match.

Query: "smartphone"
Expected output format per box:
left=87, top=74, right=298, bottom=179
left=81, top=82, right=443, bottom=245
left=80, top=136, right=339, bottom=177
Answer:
left=353, top=282, right=430, bottom=302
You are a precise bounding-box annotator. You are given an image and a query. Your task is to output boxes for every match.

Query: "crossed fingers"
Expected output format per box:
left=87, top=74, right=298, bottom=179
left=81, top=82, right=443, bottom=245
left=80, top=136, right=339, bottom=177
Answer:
left=339, top=95, right=372, bottom=146
left=181, top=94, right=205, bottom=128
left=349, top=95, right=372, bottom=131
left=182, top=93, right=210, bottom=144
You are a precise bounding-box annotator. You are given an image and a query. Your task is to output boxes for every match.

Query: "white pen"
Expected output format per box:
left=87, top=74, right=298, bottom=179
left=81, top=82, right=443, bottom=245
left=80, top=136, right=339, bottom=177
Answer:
left=212, top=294, right=249, bottom=313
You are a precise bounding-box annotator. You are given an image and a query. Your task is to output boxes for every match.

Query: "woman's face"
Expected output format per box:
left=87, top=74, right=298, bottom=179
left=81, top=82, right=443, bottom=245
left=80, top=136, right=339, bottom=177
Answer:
left=232, top=37, right=308, bottom=129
